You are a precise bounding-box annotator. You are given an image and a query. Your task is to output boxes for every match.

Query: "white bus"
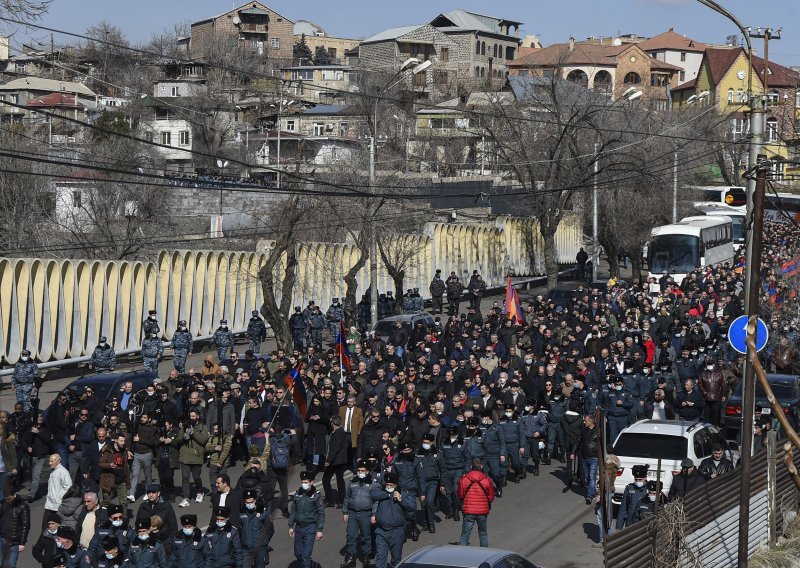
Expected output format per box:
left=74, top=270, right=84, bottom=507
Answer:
left=647, top=215, right=735, bottom=283
left=693, top=202, right=746, bottom=251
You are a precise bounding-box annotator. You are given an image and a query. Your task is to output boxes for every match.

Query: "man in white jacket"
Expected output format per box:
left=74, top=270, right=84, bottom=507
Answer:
left=44, top=454, right=72, bottom=529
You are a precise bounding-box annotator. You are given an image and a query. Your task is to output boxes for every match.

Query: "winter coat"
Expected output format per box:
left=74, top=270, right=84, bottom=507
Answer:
left=326, top=428, right=349, bottom=467
left=205, top=432, right=233, bottom=469
left=205, top=525, right=243, bottom=568
left=391, top=457, right=419, bottom=493
left=177, top=422, right=210, bottom=465
left=57, top=487, right=83, bottom=529
left=357, top=419, right=386, bottom=458
left=238, top=505, right=273, bottom=551
left=11, top=359, right=39, bottom=386
left=45, top=463, right=73, bottom=511
left=90, top=344, right=117, bottom=370
left=441, top=438, right=468, bottom=472
left=288, top=486, right=325, bottom=529
left=343, top=476, right=378, bottom=513
left=170, top=329, right=193, bottom=352
left=0, top=495, right=30, bottom=544
left=457, top=470, right=495, bottom=515
left=141, top=337, right=164, bottom=359
left=124, top=536, right=167, bottom=568
left=481, top=424, right=506, bottom=457
left=211, top=327, right=234, bottom=349
left=99, top=443, right=130, bottom=493
left=136, top=499, right=178, bottom=540
left=668, top=471, right=706, bottom=500
left=169, top=529, right=211, bottom=568
left=562, top=411, right=583, bottom=455
left=247, top=317, right=267, bottom=341
left=370, top=486, right=416, bottom=529
left=498, top=416, right=523, bottom=445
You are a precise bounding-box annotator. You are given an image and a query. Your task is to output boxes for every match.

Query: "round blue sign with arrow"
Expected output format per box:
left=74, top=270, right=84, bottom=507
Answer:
left=728, top=315, right=769, bottom=355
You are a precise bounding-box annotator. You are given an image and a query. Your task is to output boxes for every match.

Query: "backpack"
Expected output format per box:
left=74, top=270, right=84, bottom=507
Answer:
left=270, top=435, right=290, bottom=469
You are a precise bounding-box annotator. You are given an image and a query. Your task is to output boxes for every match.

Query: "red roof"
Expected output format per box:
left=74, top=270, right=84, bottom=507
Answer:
left=702, top=47, right=745, bottom=86
left=700, top=47, right=800, bottom=89
left=672, top=78, right=697, bottom=92
left=26, top=92, right=83, bottom=109
left=637, top=29, right=706, bottom=53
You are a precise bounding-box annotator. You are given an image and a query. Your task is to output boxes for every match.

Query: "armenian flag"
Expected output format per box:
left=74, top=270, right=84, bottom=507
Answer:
left=334, top=321, right=352, bottom=383
left=282, top=363, right=307, bottom=418
left=781, top=257, right=800, bottom=277
left=503, top=276, right=525, bottom=324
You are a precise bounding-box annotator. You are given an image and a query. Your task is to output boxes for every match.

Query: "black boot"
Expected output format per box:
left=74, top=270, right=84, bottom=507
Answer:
left=453, top=508, right=460, bottom=521
left=411, top=525, right=420, bottom=541
left=428, top=523, right=435, bottom=534
left=341, top=556, right=356, bottom=568
left=533, top=463, right=540, bottom=476
left=542, top=453, right=551, bottom=465
left=519, top=469, right=527, bottom=480
left=494, top=479, right=503, bottom=498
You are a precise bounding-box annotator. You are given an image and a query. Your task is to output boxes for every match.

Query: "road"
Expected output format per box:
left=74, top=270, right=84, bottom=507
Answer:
left=6, top=260, right=626, bottom=567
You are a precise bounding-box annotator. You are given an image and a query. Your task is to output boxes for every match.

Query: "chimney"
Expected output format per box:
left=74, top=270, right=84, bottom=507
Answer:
left=569, top=36, right=575, bottom=51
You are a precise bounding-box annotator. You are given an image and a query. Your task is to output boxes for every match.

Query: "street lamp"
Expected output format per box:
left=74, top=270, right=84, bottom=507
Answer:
left=368, top=57, right=431, bottom=329
left=270, top=91, right=295, bottom=189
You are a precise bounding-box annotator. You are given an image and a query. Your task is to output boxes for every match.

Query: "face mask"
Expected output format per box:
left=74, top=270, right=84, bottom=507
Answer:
left=21, top=357, right=28, bottom=362
left=182, top=528, right=194, bottom=536
left=525, top=406, right=532, bottom=413
left=386, top=486, right=396, bottom=493
left=648, top=494, right=656, bottom=502
left=138, top=534, right=149, bottom=541
left=634, top=481, right=645, bottom=488
left=505, top=412, right=513, bottom=418
left=422, top=443, right=431, bottom=450
left=615, top=385, right=623, bottom=391
left=482, top=419, right=489, bottom=425
left=216, top=521, right=227, bottom=528
left=48, top=528, right=57, bottom=535
left=450, top=436, right=458, bottom=442
left=100, top=342, right=106, bottom=347
left=691, top=352, right=698, bottom=357
left=56, top=541, right=64, bottom=549
left=643, top=369, right=650, bottom=375
left=301, top=483, right=311, bottom=491
left=105, top=553, right=116, bottom=559
left=150, top=315, right=156, bottom=320
left=357, top=472, right=367, bottom=479
left=147, top=390, right=155, bottom=397
left=112, top=520, right=123, bottom=528
left=707, top=365, right=714, bottom=371
left=245, top=502, right=256, bottom=510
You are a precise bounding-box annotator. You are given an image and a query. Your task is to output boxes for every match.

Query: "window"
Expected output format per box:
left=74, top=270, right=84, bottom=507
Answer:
left=144, top=131, right=154, bottom=143
left=737, top=89, right=744, bottom=103
left=339, top=122, right=349, bottom=137
left=313, top=122, right=325, bottom=136
left=727, top=88, right=734, bottom=103
left=285, top=119, right=295, bottom=132
left=651, top=73, right=668, bottom=87
left=321, top=70, right=343, bottom=81
left=566, top=69, right=589, bottom=87
left=481, top=41, right=486, bottom=56
left=623, top=72, right=641, bottom=85
left=679, top=71, right=686, bottom=82
left=680, top=52, right=687, bottom=62
left=271, top=38, right=280, bottom=49
left=772, top=160, right=785, bottom=181
left=796, top=91, right=800, bottom=108
left=327, top=47, right=337, bottom=60
left=693, top=428, right=713, bottom=460
left=439, top=47, right=449, bottom=63
left=612, top=433, right=688, bottom=461
left=293, top=70, right=314, bottom=80
left=179, top=130, right=190, bottom=145
left=766, top=117, right=778, bottom=142
left=161, top=131, right=171, bottom=145
left=767, top=89, right=780, bottom=106
left=71, top=190, right=81, bottom=208
left=475, top=66, right=480, bottom=78
left=733, top=118, right=748, bottom=138
left=480, top=67, right=485, bottom=78
left=413, top=71, right=426, bottom=87
left=651, top=100, right=667, bottom=111
left=475, top=41, right=481, bottom=55
left=493, top=44, right=498, bottom=58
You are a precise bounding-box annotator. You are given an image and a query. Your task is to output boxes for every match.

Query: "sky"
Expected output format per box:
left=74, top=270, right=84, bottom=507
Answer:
left=5, top=0, right=800, bottom=64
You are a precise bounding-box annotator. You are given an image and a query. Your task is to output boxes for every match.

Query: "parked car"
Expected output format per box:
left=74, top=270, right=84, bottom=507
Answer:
left=61, top=370, right=158, bottom=408
left=372, top=314, right=436, bottom=348
left=724, top=373, right=800, bottom=437
left=611, top=419, right=738, bottom=504
left=545, top=287, right=576, bottom=309
left=398, top=545, right=545, bottom=568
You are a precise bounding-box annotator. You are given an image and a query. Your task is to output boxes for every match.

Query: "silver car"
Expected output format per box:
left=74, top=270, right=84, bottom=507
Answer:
left=397, top=545, right=545, bottom=568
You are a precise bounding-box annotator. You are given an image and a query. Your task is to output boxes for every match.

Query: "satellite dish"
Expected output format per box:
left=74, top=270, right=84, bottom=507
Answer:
left=232, top=16, right=241, bottom=25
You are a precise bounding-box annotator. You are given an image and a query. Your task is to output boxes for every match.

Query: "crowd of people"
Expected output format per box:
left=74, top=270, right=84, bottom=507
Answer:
left=3, top=221, right=800, bottom=567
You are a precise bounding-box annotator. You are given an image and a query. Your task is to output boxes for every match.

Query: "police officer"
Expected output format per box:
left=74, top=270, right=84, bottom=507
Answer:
left=463, top=416, right=486, bottom=469
left=210, top=319, right=234, bottom=362
left=141, top=332, right=163, bottom=375
left=342, top=460, right=378, bottom=568
left=402, top=289, right=414, bottom=315
left=412, top=288, right=424, bottom=313
left=391, top=442, right=419, bottom=541
left=245, top=311, right=267, bottom=355
left=445, top=272, right=463, bottom=316
left=172, top=514, right=212, bottom=568
left=385, top=292, right=397, bottom=316
left=630, top=480, right=665, bottom=524
left=142, top=310, right=160, bottom=338
left=440, top=425, right=467, bottom=521
left=288, top=470, right=325, bottom=568
left=239, top=489, right=274, bottom=568
left=11, top=349, right=39, bottom=413
left=416, top=431, right=443, bottom=533
left=519, top=400, right=547, bottom=476
left=87, top=504, right=128, bottom=560
left=89, top=336, right=117, bottom=373
left=207, top=506, right=244, bottom=568
left=97, top=536, right=124, bottom=567
left=308, top=307, right=326, bottom=350
left=170, top=320, right=193, bottom=374
left=498, top=403, right=524, bottom=482
left=545, top=392, right=568, bottom=465
left=429, top=270, right=446, bottom=315
left=605, top=376, right=633, bottom=444
left=327, top=298, right=344, bottom=340
left=289, top=307, right=307, bottom=351
left=481, top=412, right=506, bottom=497
left=616, top=464, right=649, bottom=530
left=127, top=518, right=168, bottom=567
left=370, top=471, right=416, bottom=568
left=377, top=294, right=390, bottom=320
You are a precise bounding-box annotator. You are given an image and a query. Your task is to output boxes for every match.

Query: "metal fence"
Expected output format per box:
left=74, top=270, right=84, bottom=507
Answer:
left=604, top=441, right=800, bottom=567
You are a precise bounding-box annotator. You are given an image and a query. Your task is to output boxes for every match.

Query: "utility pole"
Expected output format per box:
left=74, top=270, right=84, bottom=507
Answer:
left=592, top=142, right=599, bottom=282
left=672, top=149, right=678, bottom=223
left=737, top=155, right=767, bottom=568
left=369, top=133, right=378, bottom=329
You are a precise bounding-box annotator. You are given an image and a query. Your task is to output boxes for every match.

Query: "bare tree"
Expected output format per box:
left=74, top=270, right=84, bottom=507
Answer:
left=1, top=0, right=51, bottom=21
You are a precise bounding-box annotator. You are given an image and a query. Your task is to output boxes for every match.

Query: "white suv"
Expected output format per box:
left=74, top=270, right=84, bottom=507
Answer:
left=611, top=419, right=737, bottom=503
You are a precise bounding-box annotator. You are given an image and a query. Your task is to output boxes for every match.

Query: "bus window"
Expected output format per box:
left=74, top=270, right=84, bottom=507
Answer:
left=648, top=234, right=699, bottom=274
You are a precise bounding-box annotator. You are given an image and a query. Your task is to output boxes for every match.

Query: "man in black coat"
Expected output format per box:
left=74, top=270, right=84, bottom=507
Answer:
left=668, top=458, right=705, bottom=500
left=135, top=484, right=178, bottom=540
left=322, top=416, right=349, bottom=507
left=674, top=379, right=705, bottom=421
left=207, top=474, right=242, bottom=530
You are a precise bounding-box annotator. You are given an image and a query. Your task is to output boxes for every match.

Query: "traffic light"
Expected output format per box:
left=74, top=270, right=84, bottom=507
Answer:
left=724, top=187, right=746, bottom=206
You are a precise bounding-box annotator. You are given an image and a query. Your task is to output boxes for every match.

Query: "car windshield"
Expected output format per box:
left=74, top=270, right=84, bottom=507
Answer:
left=733, top=380, right=796, bottom=400
left=613, top=433, right=688, bottom=461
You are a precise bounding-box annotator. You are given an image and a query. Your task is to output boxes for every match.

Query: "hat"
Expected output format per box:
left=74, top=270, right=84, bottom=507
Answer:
left=384, top=472, right=398, bottom=484
left=45, top=511, right=62, bottom=525
left=178, top=319, right=187, bottom=326
left=647, top=480, right=662, bottom=493
left=230, top=383, right=241, bottom=390
left=681, top=458, right=695, bottom=468
left=243, top=489, right=258, bottom=500
left=300, top=470, right=315, bottom=481
left=356, top=459, right=369, bottom=469
left=107, top=504, right=124, bottom=516
left=220, top=319, right=228, bottom=325
left=101, top=535, right=119, bottom=551
left=21, top=349, right=31, bottom=356
left=252, top=310, right=260, bottom=316
left=631, top=465, right=649, bottom=478
left=422, top=431, right=435, bottom=442
left=56, top=526, right=76, bottom=540
left=99, top=336, right=107, bottom=343
left=399, top=441, right=414, bottom=452
left=148, top=309, right=157, bottom=315
left=215, top=506, right=231, bottom=518
left=181, top=514, right=198, bottom=526
left=235, top=368, right=245, bottom=374
left=146, top=483, right=160, bottom=493
left=135, top=519, right=151, bottom=530
left=332, top=297, right=339, bottom=302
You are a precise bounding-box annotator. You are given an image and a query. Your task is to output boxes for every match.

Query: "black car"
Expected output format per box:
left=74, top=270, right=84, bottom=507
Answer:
left=545, top=287, right=576, bottom=309
left=724, top=374, right=800, bottom=436
left=61, top=370, right=158, bottom=409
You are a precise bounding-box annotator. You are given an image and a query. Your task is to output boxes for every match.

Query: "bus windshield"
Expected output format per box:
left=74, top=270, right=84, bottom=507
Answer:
left=731, top=218, right=745, bottom=243
left=648, top=234, right=699, bottom=274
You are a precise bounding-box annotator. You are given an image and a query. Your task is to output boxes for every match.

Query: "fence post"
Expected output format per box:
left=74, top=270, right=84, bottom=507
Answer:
left=767, top=430, right=778, bottom=547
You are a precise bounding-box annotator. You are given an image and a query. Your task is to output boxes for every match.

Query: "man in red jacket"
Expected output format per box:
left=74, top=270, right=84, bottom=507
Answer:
left=457, top=458, right=495, bottom=547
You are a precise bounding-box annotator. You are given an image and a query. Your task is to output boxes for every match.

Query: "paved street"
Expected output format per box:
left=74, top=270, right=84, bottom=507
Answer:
left=5, top=261, right=625, bottom=568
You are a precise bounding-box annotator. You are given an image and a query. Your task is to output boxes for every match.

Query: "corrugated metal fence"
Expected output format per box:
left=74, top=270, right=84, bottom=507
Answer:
left=604, top=447, right=800, bottom=567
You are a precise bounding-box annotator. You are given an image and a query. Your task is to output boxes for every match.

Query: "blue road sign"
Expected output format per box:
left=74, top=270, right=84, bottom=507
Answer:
left=728, top=315, right=769, bottom=355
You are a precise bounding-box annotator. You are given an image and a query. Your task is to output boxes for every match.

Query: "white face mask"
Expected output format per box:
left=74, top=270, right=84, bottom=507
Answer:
left=525, top=359, right=532, bottom=365
left=386, top=486, right=396, bottom=493
left=182, top=528, right=194, bottom=536
left=450, top=436, right=458, bottom=442
left=112, top=520, right=123, bottom=528
left=357, top=472, right=367, bottom=479
left=55, top=541, right=64, bottom=549
left=245, top=502, right=255, bottom=510
left=525, top=406, right=532, bottom=413
left=615, top=385, right=623, bottom=391
left=150, top=315, right=156, bottom=320
left=48, top=528, right=57, bottom=535
left=634, top=481, right=645, bottom=488
left=138, top=534, right=149, bottom=541
left=106, top=552, right=116, bottom=559
left=707, top=365, right=715, bottom=371
left=505, top=412, right=513, bottom=418
left=648, top=494, right=656, bottom=502
left=20, top=357, right=28, bottom=362
left=422, top=443, right=431, bottom=450
left=301, top=483, right=311, bottom=491
left=216, top=521, right=227, bottom=528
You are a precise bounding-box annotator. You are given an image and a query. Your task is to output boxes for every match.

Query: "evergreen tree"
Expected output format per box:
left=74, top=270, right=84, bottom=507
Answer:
left=293, top=36, right=313, bottom=65
left=313, top=45, right=332, bottom=65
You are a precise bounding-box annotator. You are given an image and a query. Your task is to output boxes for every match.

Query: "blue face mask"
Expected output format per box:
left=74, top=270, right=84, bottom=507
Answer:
left=182, top=528, right=194, bottom=536
left=216, top=521, right=227, bottom=528
left=245, top=502, right=256, bottom=510
left=138, top=534, right=149, bottom=541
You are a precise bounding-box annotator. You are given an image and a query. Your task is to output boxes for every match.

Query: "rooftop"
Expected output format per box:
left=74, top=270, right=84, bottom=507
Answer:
left=0, top=77, right=96, bottom=97
left=637, top=29, right=707, bottom=53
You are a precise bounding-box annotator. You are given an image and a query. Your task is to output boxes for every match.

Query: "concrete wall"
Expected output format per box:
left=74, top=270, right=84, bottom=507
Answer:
left=0, top=214, right=581, bottom=364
